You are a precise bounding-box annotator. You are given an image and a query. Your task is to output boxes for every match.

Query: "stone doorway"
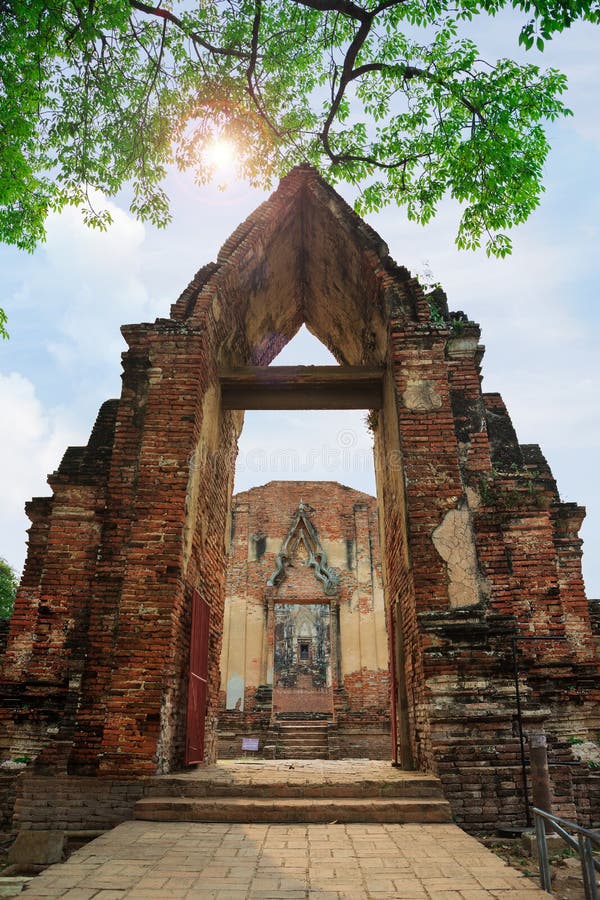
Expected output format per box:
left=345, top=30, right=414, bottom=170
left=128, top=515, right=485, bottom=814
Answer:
left=217, top=483, right=394, bottom=761
left=2, top=165, right=598, bottom=836
left=272, top=602, right=333, bottom=718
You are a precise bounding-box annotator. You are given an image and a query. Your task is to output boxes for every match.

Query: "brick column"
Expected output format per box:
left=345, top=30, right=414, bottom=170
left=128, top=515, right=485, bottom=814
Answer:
left=445, top=332, right=492, bottom=480
left=0, top=497, right=52, bottom=683
left=100, top=323, right=209, bottom=774
left=264, top=595, right=275, bottom=689
left=69, top=320, right=224, bottom=775
left=390, top=324, right=464, bottom=615
left=553, top=503, right=596, bottom=658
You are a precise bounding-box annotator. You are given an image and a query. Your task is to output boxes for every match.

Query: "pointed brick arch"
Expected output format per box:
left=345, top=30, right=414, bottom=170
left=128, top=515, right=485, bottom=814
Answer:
left=1, top=166, right=599, bottom=832
left=169, top=165, right=403, bottom=368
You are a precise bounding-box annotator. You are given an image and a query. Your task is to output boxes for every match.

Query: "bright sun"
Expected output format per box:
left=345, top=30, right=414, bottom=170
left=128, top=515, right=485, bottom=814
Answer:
left=205, top=138, right=236, bottom=171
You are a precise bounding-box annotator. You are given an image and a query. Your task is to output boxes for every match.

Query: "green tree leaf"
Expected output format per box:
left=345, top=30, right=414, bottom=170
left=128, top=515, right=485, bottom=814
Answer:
left=0, top=558, right=18, bottom=619
left=0, top=309, right=9, bottom=340
left=0, top=0, right=593, bottom=256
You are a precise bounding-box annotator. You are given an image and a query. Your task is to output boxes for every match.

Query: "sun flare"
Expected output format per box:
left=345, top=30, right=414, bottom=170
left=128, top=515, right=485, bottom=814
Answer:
left=205, top=137, right=237, bottom=171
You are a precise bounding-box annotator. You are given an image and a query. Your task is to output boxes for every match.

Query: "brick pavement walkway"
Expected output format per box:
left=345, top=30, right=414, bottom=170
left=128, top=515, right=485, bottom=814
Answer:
left=21, top=820, right=549, bottom=899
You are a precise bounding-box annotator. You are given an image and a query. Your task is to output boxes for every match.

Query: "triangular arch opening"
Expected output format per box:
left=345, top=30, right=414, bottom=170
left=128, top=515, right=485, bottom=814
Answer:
left=269, top=325, right=339, bottom=367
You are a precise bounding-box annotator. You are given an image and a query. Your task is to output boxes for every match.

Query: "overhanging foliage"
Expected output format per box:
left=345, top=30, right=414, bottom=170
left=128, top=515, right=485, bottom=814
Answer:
left=0, top=0, right=597, bottom=256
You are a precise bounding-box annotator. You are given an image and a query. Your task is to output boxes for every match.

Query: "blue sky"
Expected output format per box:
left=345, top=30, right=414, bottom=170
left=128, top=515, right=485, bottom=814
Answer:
left=1, top=14, right=598, bottom=597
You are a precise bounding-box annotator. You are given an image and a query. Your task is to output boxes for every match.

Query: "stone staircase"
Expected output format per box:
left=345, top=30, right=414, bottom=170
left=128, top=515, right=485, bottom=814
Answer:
left=133, top=760, right=453, bottom=825
left=273, top=719, right=331, bottom=759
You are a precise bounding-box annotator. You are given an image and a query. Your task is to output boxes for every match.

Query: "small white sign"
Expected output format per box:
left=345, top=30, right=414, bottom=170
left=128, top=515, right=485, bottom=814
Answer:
left=242, top=738, right=259, bottom=752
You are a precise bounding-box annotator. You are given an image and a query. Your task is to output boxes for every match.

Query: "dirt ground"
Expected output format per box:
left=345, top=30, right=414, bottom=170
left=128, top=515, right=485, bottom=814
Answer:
left=0, top=830, right=13, bottom=871
left=480, top=834, right=597, bottom=900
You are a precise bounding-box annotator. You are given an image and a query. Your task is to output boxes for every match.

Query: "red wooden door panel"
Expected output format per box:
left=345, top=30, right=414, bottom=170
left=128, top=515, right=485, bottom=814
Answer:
left=186, top=590, right=210, bottom=765
left=388, top=605, right=399, bottom=766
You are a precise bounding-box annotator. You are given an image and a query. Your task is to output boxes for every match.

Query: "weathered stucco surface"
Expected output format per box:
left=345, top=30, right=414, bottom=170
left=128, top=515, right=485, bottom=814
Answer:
left=432, top=507, right=486, bottom=608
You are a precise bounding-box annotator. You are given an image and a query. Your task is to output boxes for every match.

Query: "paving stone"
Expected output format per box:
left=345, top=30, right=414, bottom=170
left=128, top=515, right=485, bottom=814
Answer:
left=93, top=893, right=128, bottom=899
left=475, top=877, right=518, bottom=889
left=460, top=892, right=499, bottom=899
left=421, top=878, right=481, bottom=891
left=15, top=820, right=550, bottom=899
left=248, top=892, right=307, bottom=899
left=60, top=890, right=99, bottom=900
left=181, top=893, right=219, bottom=900
left=362, top=878, right=397, bottom=890
left=213, top=892, right=249, bottom=899
left=490, top=893, right=547, bottom=899
left=427, top=892, right=463, bottom=899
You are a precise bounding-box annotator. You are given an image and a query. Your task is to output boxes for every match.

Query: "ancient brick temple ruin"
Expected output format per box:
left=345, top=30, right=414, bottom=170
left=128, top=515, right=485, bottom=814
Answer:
left=1, top=165, right=599, bottom=834
left=218, top=483, right=390, bottom=759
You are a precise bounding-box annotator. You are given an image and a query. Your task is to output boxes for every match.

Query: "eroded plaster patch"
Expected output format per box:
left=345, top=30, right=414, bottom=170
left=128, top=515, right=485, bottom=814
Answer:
left=402, top=379, right=442, bottom=411
left=465, top=485, right=482, bottom=511
left=432, top=507, right=485, bottom=608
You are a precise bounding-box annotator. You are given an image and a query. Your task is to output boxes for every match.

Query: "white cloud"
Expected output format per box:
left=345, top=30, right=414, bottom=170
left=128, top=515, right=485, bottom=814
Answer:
left=4, top=193, right=166, bottom=378
left=0, top=373, right=85, bottom=576
left=41, top=196, right=163, bottom=368
left=236, top=409, right=375, bottom=495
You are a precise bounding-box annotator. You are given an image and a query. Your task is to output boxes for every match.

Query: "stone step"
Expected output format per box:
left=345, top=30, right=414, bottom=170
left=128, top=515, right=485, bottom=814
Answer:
left=134, top=796, right=452, bottom=824
left=277, top=741, right=329, bottom=755
left=278, top=749, right=329, bottom=756
left=279, top=720, right=332, bottom=731
left=148, top=774, right=446, bottom=799
left=276, top=722, right=330, bottom=729
left=275, top=714, right=332, bottom=721
left=278, top=731, right=329, bottom=738
left=278, top=740, right=328, bottom=746
left=273, top=720, right=335, bottom=760
left=278, top=733, right=329, bottom=740
left=277, top=721, right=330, bottom=732
left=278, top=731, right=328, bottom=737
left=274, top=721, right=330, bottom=759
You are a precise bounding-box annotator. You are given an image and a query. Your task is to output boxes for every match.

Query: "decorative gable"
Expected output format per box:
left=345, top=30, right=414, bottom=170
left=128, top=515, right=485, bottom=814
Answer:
left=267, top=501, right=339, bottom=595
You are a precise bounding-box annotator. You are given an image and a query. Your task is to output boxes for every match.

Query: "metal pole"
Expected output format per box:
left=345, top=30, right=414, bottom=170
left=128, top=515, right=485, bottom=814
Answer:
left=512, top=636, right=531, bottom=826
left=529, top=733, right=553, bottom=834
left=535, top=810, right=552, bottom=893
left=579, top=833, right=599, bottom=900
left=510, top=635, right=567, bottom=829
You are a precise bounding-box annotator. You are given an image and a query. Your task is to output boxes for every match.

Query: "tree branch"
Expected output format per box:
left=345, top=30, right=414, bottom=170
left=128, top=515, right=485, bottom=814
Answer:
left=244, top=0, right=290, bottom=142
left=320, top=12, right=374, bottom=157
left=247, top=0, right=262, bottom=86
left=293, top=0, right=371, bottom=23
left=328, top=146, right=431, bottom=169
left=349, top=61, right=486, bottom=121
left=129, top=0, right=250, bottom=59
